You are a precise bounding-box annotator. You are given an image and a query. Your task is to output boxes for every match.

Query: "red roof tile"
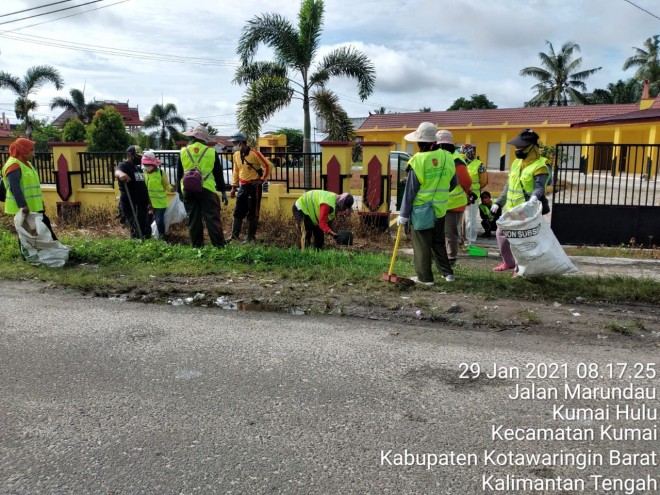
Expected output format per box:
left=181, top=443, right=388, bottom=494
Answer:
left=571, top=107, right=660, bottom=127
left=358, top=104, right=639, bottom=131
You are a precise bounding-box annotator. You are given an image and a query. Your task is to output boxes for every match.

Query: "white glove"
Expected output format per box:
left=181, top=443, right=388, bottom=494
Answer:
left=490, top=204, right=500, bottom=214
left=398, top=216, right=409, bottom=225
left=530, top=196, right=539, bottom=203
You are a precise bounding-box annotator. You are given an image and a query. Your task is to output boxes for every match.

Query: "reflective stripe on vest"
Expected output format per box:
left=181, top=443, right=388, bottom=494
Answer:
left=145, top=169, right=168, bottom=208
left=2, top=157, right=43, bottom=214
left=447, top=151, right=468, bottom=210
left=296, top=190, right=336, bottom=225
left=180, top=143, right=215, bottom=192
left=409, top=148, right=455, bottom=219
left=504, top=157, right=550, bottom=212
left=467, top=159, right=482, bottom=194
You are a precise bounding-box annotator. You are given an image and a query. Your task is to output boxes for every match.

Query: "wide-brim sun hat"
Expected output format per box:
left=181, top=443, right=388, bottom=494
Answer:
left=404, top=122, right=438, bottom=142
left=436, top=129, right=454, bottom=145
left=141, top=150, right=162, bottom=166
left=183, top=124, right=211, bottom=143
left=508, top=128, right=539, bottom=147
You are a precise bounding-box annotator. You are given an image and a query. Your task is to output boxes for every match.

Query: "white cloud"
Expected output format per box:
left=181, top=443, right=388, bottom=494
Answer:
left=0, top=0, right=657, bottom=134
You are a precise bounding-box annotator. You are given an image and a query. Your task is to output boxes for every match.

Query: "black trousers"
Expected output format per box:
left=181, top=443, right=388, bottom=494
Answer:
left=120, top=201, right=151, bottom=240
left=183, top=189, right=225, bottom=247
left=292, top=205, right=324, bottom=250
left=233, top=183, right=263, bottom=221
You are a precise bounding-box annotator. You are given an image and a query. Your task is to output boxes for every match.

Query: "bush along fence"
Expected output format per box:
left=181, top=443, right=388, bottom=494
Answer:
left=0, top=141, right=396, bottom=227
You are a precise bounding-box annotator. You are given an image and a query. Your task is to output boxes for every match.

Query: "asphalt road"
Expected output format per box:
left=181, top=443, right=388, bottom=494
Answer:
left=1, top=281, right=658, bottom=495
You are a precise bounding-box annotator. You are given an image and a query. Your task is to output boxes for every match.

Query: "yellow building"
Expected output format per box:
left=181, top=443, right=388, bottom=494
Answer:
left=357, top=90, right=660, bottom=174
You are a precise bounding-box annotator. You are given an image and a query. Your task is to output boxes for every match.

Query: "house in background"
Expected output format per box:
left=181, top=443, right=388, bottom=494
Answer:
left=52, top=100, right=143, bottom=137
left=0, top=113, right=16, bottom=150
left=357, top=82, right=660, bottom=175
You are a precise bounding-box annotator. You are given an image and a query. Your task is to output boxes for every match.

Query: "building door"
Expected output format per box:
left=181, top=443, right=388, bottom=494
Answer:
left=593, top=143, right=613, bottom=171
left=486, top=143, right=501, bottom=169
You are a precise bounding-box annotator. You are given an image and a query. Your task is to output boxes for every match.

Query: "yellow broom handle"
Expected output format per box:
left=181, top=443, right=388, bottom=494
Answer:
left=388, top=224, right=403, bottom=276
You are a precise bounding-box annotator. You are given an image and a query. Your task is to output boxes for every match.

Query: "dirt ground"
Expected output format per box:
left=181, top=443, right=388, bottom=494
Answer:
left=113, top=247, right=659, bottom=353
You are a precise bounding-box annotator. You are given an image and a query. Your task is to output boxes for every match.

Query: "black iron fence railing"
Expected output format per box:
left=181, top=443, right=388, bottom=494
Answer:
left=553, top=144, right=659, bottom=206
left=79, top=152, right=124, bottom=187
left=0, top=152, right=55, bottom=184
left=262, top=152, right=322, bottom=191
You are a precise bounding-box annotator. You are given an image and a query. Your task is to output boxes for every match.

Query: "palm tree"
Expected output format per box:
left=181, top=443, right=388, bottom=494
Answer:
left=588, top=79, right=642, bottom=104
left=520, top=40, right=601, bottom=107
left=141, top=103, right=187, bottom=150
left=623, top=35, right=660, bottom=98
left=50, top=88, right=103, bottom=124
left=0, top=65, right=64, bottom=138
left=233, top=0, right=375, bottom=187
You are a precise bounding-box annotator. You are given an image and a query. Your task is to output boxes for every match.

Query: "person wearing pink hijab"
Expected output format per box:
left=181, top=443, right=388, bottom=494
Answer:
left=2, top=138, right=58, bottom=241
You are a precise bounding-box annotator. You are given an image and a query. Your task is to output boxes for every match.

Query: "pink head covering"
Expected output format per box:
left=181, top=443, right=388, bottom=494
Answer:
left=141, top=150, right=162, bottom=167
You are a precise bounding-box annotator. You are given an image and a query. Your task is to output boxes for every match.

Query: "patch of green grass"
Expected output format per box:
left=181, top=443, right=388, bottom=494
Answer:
left=0, top=226, right=658, bottom=306
left=604, top=319, right=646, bottom=335
left=517, top=308, right=541, bottom=325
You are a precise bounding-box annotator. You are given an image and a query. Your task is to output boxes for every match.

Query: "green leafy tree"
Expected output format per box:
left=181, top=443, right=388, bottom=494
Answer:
left=312, top=89, right=354, bottom=141
left=50, top=88, right=102, bottom=124
left=623, top=35, right=660, bottom=98
left=447, top=94, right=497, bottom=110
left=419, top=107, right=432, bottom=112
left=15, top=119, right=62, bottom=152
left=587, top=79, right=643, bottom=104
left=86, top=107, right=130, bottom=152
left=371, top=106, right=387, bottom=115
left=0, top=65, right=64, bottom=139
left=142, top=103, right=187, bottom=150
left=233, top=0, right=375, bottom=187
left=520, top=40, right=601, bottom=106
left=62, top=117, right=87, bottom=142
left=274, top=127, right=304, bottom=152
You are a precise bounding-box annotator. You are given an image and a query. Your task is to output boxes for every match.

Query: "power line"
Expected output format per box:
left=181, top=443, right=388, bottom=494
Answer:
left=0, top=0, right=76, bottom=18
left=0, top=0, right=106, bottom=26
left=0, top=30, right=241, bottom=67
left=6, top=0, right=128, bottom=32
left=623, top=0, right=660, bottom=21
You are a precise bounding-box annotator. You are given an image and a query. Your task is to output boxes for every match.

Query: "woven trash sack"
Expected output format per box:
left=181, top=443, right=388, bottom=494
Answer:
left=496, top=199, right=578, bottom=277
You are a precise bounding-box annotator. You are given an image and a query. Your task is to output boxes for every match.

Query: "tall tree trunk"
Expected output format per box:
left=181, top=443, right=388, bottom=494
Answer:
left=302, top=87, right=312, bottom=189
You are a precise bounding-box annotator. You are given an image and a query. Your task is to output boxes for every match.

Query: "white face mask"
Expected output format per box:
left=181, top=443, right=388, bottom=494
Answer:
left=233, top=144, right=241, bottom=152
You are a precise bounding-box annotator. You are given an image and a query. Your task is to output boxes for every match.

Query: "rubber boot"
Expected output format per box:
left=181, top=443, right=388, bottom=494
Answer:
left=245, top=218, right=258, bottom=243
left=231, top=218, right=242, bottom=241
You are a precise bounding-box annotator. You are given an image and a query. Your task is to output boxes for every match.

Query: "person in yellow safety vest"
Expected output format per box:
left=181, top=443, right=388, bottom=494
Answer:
left=176, top=125, right=229, bottom=248
left=491, top=129, right=552, bottom=273
left=398, top=122, right=459, bottom=285
left=292, top=189, right=354, bottom=250
left=435, top=130, right=472, bottom=265
left=460, top=143, right=488, bottom=245
left=2, top=138, right=60, bottom=247
left=142, top=150, right=175, bottom=240
left=229, top=131, right=272, bottom=243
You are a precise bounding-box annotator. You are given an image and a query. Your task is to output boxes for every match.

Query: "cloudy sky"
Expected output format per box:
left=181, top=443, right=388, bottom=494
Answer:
left=0, top=0, right=658, bottom=136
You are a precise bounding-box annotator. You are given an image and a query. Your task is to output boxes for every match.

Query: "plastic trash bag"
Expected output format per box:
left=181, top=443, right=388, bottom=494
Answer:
left=14, top=211, right=69, bottom=268
left=496, top=200, right=578, bottom=277
left=164, top=194, right=187, bottom=232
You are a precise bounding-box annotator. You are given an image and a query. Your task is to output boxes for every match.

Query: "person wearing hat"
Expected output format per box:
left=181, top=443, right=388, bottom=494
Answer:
left=141, top=150, right=174, bottom=239
left=435, top=129, right=472, bottom=265
left=292, top=190, right=354, bottom=250
left=460, top=143, right=488, bottom=244
left=176, top=125, right=229, bottom=248
left=228, top=132, right=272, bottom=243
left=491, top=128, right=552, bottom=272
left=115, top=145, right=151, bottom=240
left=2, top=137, right=59, bottom=244
left=398, top=122, right=459, bottom=285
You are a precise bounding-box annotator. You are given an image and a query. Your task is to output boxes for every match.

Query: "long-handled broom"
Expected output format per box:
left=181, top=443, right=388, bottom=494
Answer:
left=382, top=223, right=414, bottom=286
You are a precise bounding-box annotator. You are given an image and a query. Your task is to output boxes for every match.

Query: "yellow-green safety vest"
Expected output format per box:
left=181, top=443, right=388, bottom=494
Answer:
left=504, top=157, right=551, bottom=212
left=179, top=143, right=216, bottom=193
left=467, top=158, right=483, bottom=195
left=296, top=190, right=336, bottom=225
left=408, top=148, right=455, bottom=219
left=145, top=169, right=168, bottom=209
left=447, top=151, right=468, bottom=210
left=2, top=157, right=43, bottom=214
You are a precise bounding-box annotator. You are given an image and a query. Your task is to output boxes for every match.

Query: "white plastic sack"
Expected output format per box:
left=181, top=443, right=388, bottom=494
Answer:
left=164, top=194, right=187, bottom=232
left=14, top=211, right=69, bottom=268
left=497, top=200, right=578, bottom=277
